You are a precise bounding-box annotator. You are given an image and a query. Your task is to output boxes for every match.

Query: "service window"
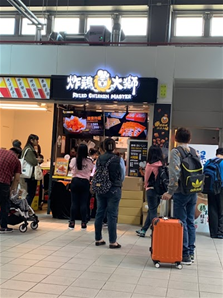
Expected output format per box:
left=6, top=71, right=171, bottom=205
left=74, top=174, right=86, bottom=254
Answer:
left=211, top=16, right=223, bottom=36
left=121, top=17, right=147, bottom=36
left=87, top=17, right=112, bottom=32
left=0, top=18, right=15, bottom=35
left=175, top=16, right=203, bottom=36
left=21, top=18, right=47, bottom=35
left=54, top=17, right=79, bottom=34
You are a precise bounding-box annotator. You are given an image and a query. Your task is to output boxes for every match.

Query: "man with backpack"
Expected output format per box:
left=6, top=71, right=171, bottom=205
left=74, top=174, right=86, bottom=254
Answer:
left=93, top=138, right=125, bottom=249
left=203, top=148, right=223, bottom=239
left=162, top=127, right=204, bottom=265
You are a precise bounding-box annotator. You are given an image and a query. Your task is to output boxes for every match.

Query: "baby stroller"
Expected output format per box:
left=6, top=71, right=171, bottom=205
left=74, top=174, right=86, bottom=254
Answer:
left=8, top=190, right=39, bottom=233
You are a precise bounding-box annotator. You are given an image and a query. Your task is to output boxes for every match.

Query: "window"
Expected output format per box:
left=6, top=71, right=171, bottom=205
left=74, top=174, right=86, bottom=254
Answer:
left=121, top=17, right=147, bottom=36
left=0, top=18, right=15, bottom=35
left=22, top=18, right=47, bottom=35
left=175, top=17, right=203, bottom=36
left=54, top=17, right=79, bottom=34
left=87, top=17, right=112, bottom=32
left=211, top=16, right=223, bottom=36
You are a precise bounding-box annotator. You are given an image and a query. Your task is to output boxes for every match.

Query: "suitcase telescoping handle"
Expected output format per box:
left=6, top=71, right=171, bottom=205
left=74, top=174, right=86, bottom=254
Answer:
left=159, top=199, right=176, bottom=219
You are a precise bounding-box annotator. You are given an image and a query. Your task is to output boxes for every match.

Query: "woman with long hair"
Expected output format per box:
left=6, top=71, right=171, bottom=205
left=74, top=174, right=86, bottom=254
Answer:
left=136, top=145, right=164, bottom=237
left=22, top=134, right=39, bottom=206
left=69, top=144, right=94, bottom=229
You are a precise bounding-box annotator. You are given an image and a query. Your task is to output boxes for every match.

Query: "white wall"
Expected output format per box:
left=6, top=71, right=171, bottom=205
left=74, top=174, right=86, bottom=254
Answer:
left=0, top=108, right=54, bottom=160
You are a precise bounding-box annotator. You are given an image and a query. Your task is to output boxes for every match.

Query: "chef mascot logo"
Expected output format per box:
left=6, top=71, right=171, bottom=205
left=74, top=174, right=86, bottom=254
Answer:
left=94, top=70, right=111, bottom=92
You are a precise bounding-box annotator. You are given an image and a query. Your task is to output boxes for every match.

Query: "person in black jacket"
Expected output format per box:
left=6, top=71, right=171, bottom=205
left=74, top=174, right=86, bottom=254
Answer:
left=94, top=138, right=125, bottom=249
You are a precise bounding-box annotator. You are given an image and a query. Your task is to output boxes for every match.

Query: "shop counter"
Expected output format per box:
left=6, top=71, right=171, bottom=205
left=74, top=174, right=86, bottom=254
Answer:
left=52, top=175, right=72, bottom=181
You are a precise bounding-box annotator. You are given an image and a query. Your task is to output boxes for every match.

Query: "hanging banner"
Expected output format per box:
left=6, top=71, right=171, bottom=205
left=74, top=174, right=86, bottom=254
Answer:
left=152, top=104, right=171, bottom=161
left=0, top=77, right=50, bottom=99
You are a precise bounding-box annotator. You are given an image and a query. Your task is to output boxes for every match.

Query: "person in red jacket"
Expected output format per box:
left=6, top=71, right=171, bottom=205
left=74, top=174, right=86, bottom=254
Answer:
left=136, top=146, right=164, bottom=237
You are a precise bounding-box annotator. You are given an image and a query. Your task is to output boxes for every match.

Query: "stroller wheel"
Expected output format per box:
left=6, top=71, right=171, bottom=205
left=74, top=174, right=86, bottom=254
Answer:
left=30, top=222, right=38, bottom=230
left=19, top=224, right=27, bottom=233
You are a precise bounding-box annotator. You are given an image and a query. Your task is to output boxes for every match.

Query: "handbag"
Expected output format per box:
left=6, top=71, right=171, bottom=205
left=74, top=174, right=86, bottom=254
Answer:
left=20, top=148, right=33, bottom=179
left=34, top=164, right=43, bottom=181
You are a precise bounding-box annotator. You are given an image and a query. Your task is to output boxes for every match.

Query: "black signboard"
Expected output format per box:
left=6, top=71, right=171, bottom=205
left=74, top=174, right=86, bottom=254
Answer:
left=152, top=104, right=171, bottom=161
left=50, top=71, right=158, bottom=103
left=128, top=140, right=148, bottom=178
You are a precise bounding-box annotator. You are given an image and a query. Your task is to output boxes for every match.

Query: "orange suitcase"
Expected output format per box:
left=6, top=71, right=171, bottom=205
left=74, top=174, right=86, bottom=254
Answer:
left=150, top=217, right=183, bottom=269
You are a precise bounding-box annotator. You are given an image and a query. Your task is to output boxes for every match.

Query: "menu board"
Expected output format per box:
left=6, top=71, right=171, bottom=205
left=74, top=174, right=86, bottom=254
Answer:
left=128, top=140, right=148, bottom=177
left=54, top=158, right=69, bottom=176
left=63, top=110, right=104, bottom=136
left=152, top=104, right=171, bottom=161
left=105, top=112, right=148, bottom=138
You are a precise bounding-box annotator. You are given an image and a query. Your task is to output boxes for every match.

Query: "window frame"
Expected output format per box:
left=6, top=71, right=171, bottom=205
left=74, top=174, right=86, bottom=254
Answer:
left=21, top=17, right=47, bottom=36
left=53, top=16, right=80, bottom=34
left=0, top=16, right=15, bottom=35
left=173, top=14, right=204, bottom=37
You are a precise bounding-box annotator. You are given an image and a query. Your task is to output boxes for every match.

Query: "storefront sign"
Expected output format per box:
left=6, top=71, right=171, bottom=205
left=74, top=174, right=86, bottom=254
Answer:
left=50, top=71, right=158, bottom=103
left=0, top=77, right=50, bottom=99
left=128, top=140, right=148, bottom=178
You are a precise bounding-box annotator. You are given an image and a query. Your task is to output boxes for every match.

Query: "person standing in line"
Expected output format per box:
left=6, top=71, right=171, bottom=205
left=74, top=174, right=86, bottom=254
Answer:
left=22, top=134, right=40, bottom=206
left=0, top=148, right=21, bottom=233
left=94, top=138, right=125, bottom=249
left=206, top=148, right=223, bottom=239
left=136, top=146, right=164, bottom=237
left=162, top=127, right=198, bottom=265
left=69, top=144, right=94, bottom=229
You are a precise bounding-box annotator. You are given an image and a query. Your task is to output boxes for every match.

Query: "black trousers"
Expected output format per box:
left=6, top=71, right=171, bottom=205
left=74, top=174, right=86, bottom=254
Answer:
left=0, top=183, right=10, bottom=228
left=70, top=177, right=90, bottom=224
left=208, top=188, right=223, bottom=237
left=25, top=178, right=37, bottom=206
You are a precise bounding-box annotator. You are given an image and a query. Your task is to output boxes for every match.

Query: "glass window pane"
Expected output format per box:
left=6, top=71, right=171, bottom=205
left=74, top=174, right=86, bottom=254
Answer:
left=175, top=17, right=203, bottom=36
left=22, top=18, right=47, bottom=35
left=87, top=17, right=112, bottom=32
left=54, top=18, right=79, bottom=34
left=0, top=18, right=15, bottom=35
left=211, top=17, right=223, bottom=36
left=121, top=17, right=147, bottom=36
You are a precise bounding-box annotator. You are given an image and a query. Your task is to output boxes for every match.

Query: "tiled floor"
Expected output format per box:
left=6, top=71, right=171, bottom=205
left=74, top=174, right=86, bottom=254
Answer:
left=0, top=213, right=223, bottom=298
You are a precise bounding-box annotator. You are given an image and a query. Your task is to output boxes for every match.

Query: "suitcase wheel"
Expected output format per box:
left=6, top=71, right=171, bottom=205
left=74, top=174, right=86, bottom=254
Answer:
left=176, top=263, right=183, bottom=270
left=154, top=262, right=160, bottom=268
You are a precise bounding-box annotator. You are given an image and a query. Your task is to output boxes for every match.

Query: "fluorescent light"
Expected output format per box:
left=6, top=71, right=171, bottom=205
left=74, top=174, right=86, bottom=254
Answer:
left=1, top=107, right=47, bottom=111
left=0, top=103, right=39, bottom=108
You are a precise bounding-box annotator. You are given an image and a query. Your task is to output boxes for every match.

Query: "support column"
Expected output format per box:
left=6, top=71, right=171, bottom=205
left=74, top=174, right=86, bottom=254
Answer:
left=148, top=0, right=171, bottom=43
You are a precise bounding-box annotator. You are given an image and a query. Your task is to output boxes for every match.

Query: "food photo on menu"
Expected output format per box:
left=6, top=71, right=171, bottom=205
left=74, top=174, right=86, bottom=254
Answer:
left=105, top=112, right=148, bottom=138
left=63, top=110, right=104, bottom=137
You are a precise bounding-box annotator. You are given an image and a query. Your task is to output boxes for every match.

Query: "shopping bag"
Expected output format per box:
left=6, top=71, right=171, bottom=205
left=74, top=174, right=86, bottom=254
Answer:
left=20, top=148, right=33, bottom=179
left=34, top=165, right=43, bottom=181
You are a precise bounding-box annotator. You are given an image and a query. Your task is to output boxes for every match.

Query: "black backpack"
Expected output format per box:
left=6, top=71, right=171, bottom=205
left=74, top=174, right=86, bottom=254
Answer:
left=91, top=155, right=117, bottom=195
left=154, top=166, right=169, bottom=195
left=177, top=146, right=205, bottom=195
left=203, top=158, right=222, bottom=195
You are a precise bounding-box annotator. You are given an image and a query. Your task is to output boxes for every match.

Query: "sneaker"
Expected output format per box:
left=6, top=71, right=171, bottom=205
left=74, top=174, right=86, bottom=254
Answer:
left=81, top=223, right=87, bottom=230
left=0, top=227, right=13, bottom=233
left=136, top=229, right=146, bottom=237
left=190, top=255, right=195, bottom=263
left=181, top=256, right=192, bottom=265
left=103, top=223, right=108, bottom=228
left=68, top=222, right=75, bottom=230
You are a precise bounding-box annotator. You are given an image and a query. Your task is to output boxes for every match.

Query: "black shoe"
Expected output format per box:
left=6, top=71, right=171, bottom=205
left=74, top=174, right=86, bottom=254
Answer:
left=0, top=227, right=13, bottom=234
left=68, top=222, right=75, bottom=230
left=81, top=223, right=87, bottom=230
left=181, top=256, right=192, bottom=265
left=211, top=235, right=223, bottom=239
left=190, top=254, right=195, bottom=263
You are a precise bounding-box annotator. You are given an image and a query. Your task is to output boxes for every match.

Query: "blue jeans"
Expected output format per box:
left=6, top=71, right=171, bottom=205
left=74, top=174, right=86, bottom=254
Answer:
left=95, top=187, right=121, bottom=243
left=25, top=178, right=37, bottom=206
left=142, top=189, right=160, bottom=232
left=173, top=192, right=197, bottom=257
